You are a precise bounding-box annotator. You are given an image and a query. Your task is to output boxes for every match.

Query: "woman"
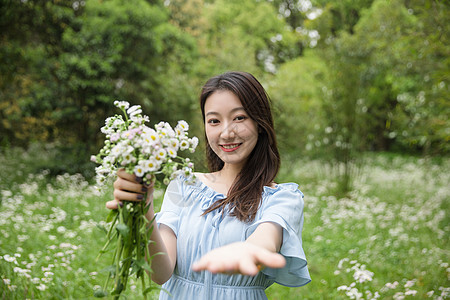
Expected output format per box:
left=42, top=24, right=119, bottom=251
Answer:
left=107, top=71, right=310, bottom=299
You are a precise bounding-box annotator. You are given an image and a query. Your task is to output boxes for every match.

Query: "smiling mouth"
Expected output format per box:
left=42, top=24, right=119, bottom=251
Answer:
left=220, top=143, right=242, bottom=151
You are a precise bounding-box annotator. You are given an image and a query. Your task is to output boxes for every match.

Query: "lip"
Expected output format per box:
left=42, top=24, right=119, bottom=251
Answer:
left=219, top=143, right=242, bottom=152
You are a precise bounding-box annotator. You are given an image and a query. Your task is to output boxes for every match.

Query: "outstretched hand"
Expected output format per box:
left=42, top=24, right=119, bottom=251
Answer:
left=106, top=169, right=154, bottom=210
left=191, top=242, right=285, bottom=276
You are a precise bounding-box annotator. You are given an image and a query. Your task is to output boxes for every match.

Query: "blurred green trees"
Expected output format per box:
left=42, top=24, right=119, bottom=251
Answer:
left=0, top=0, right=448, bottom=178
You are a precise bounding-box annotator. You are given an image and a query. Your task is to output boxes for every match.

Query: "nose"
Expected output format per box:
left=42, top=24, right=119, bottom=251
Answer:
left=220, top=122, right=236, bottom=140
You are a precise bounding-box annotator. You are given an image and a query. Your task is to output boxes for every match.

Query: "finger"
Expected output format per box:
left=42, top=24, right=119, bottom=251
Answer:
left=114, top=189, right=144, bottom=202
left=255, top=251, right=286, bottom=269
left=208, top=260, right=231, bottom=274
left=117, top=168, right=142, bottom=183
left=192, top=257, right=210, bottom=272
left=106, top=199, right=122, bottom=210
left=114, top=177, right=146, bottom=194
left=238, top=258, right=259, bottom=276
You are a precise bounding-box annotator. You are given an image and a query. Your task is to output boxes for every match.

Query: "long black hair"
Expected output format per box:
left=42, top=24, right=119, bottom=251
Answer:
left=200, top=71, right=280, bottom=222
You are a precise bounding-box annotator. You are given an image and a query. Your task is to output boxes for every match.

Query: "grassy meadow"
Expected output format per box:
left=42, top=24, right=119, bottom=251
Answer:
left=0, top=148, right=448, bottom=299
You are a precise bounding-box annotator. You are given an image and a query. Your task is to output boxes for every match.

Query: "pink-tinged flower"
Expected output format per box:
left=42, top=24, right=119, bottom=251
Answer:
left=110, top=133, right=120, bottom=142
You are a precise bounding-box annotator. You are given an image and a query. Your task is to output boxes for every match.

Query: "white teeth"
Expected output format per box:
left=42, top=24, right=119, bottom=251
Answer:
left=222, top=144, right=239, bottom=149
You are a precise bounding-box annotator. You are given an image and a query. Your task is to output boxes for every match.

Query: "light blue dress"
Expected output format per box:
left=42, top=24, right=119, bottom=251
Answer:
left=155, top=175, right=311, bottom=300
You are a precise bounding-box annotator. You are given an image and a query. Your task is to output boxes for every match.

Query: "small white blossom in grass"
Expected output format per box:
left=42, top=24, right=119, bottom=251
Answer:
left=404, top=279, right=416, bottom=288
left=3, top=254, right=18, bottom=264
left=386, top=281, right=399, bottom=289
left=404, top=290, right=417, bottom=296
left=36, top=284, right=47, bottom=291
left=426, top=290, right=434, bottom=297
left=3, top=278, right=11, bottom=285
left=352, top=264, right=374, bottom=283
left=393, top=292, right=405, bottom=300
left=8, top=285, right=17, bottom=291
left=31, top=277, right=40, bottom=284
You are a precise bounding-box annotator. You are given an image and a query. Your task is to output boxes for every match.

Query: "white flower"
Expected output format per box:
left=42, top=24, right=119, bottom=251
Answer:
left=404, top=279, right=416, bottom=288
left=385, top=281, right=399, bottom=289
left=111, top=144, right=125, bottom=158
left=143, top=129, right=159, bottom=145
left=127, top=105, right=142, bottom=117
left=121, top=152, right=137, bottom=166
left=143, top=158, right=159, bottom=172
left=175, top=127, right=186, bottom=138
left=155, top=149, right=167, bottom=161
left=179, top=139, right=189, bottom=150
left=167, top=147, right=177, bottom=158
left=352, top=265, right=374, bottom=283
left=134, top=165, right=145, bottom=177
left=393, top=292, right=405, bottom=300
left=405, top=290, right=417, bottom=296
left=169, top=138, right=180, bottom=150
left=3, top=254, right=17, bottom=264
left=114, top=100, right=130, bottom=110
left=112, top=118, right=125, bottom=129
left=160, top=136, right=171, bottom=147
left=189, top=137, right=199, bottom=151
left=177, top=120, right=189, bottom=131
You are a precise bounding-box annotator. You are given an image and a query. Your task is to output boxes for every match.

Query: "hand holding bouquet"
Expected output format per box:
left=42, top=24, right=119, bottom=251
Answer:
left=91, top=100, right=198, bottom=298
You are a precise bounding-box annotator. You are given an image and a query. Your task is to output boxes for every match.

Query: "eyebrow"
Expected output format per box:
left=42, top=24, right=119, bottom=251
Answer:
left=205, top=107, right=246, bottom=117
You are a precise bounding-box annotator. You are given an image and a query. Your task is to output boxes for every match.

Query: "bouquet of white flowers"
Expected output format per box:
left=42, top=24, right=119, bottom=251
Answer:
left=92, top=100, right=198, bottom=298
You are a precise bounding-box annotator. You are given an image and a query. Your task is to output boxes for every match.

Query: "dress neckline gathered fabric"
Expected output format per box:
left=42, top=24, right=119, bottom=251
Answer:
left=155, top=175, right=311, bottom=299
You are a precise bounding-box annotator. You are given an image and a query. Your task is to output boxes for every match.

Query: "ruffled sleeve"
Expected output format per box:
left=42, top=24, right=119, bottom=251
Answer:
left=244, top=183, right=311, bottom=287
left=155, top=177, right=185, bottom=237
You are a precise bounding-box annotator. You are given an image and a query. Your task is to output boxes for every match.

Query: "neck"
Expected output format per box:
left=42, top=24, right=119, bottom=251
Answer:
left=218, top=163, right=243, bottom=185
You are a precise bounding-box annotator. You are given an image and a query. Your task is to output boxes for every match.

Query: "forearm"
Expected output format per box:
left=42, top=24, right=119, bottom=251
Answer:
left=245, top=222, right=283, bottom=253
left=145, top=205, right=176, bottom=285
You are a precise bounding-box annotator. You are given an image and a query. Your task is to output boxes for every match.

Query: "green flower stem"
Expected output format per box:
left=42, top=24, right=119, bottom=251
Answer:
left=96, top=213, right=119, bottom=261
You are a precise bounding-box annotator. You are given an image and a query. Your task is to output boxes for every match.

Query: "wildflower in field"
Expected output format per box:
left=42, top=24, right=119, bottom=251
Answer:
left=352, top=264, right=374, bottom=283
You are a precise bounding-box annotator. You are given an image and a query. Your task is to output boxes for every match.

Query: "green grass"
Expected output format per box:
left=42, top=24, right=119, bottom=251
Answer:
left=0, top=149, right=448, bottom=299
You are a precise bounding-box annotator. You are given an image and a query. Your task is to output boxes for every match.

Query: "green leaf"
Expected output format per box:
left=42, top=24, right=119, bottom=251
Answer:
left=106, top=209, right=118, bottom=223
left=111, top=282, right=124, bottom=295
left=96, top=223, right=107, bottom=234
left=116, top=223, right=129, bottom=238
left=135, top=258, right=153, bottom=273
left=99, top=265, right=116, bottom=276
left=93, top=290, right=108, bottom=298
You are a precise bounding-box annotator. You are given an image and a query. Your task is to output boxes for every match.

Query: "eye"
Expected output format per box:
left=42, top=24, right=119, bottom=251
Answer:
left=234, top=115, right=247, bottom=121
left=207, top=118, right=220, bottom=124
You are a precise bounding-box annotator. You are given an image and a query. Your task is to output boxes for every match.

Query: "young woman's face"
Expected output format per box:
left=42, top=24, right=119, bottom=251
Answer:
left=204, top=90, right=258, bottom=169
